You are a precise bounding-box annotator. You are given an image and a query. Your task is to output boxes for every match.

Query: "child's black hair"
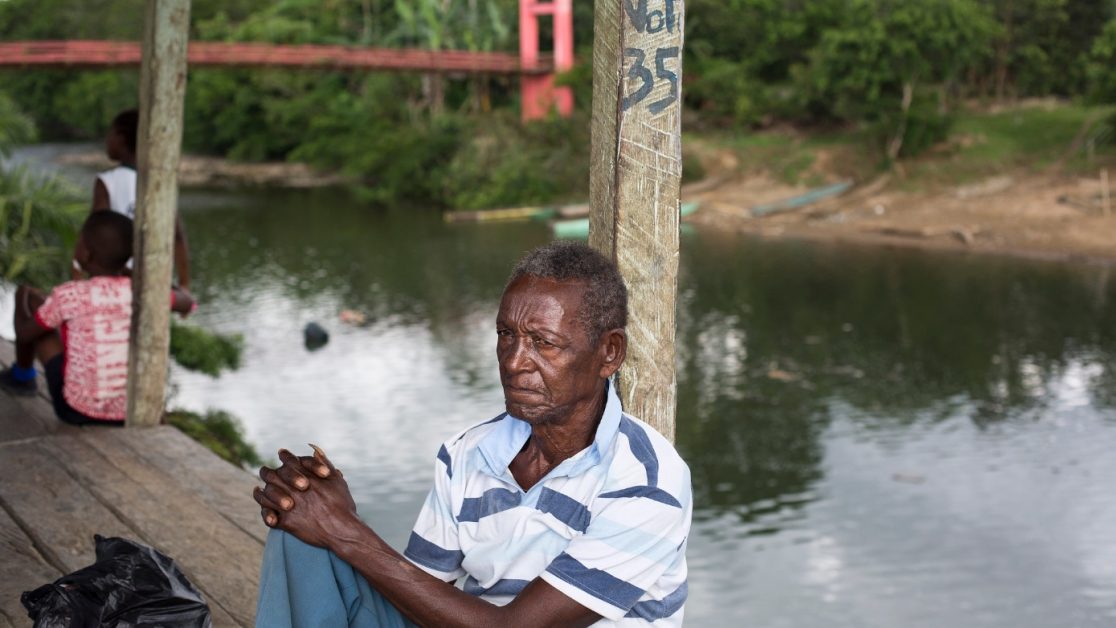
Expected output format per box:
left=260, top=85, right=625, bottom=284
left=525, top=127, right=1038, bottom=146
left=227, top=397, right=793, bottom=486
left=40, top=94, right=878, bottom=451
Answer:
left=82, top=211, right=134, bottom=271
left=111, top=109, right=139, bottom=154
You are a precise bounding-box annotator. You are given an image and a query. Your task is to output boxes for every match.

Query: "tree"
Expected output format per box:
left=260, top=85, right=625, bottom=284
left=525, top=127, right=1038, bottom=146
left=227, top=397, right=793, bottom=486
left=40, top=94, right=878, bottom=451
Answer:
left=1087, top=19, right=1116, bottom=104
left=796, top=0, right=998, bottom=159
left=982, top=0, right=1112, bottom=99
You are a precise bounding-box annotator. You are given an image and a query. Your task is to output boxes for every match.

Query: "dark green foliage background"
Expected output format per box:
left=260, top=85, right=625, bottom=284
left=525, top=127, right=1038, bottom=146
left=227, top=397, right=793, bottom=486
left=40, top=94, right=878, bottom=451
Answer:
left=0, top=0, right=1114, bottom=207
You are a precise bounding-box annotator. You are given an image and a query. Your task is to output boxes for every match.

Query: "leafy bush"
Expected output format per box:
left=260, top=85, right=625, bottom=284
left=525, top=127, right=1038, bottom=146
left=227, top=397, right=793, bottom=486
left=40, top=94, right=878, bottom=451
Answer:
left=874, top=91, right=955, bottom=159
left=1088, top=20, right=1116, bottom=106
left=165, top=409, right=263, bottom=468
left=0, top=168, right=85, bottom=287
left=169, top=323, right=244, bottom=377
left=0, top=92, right=35, bottom=151
left=0, top=92, right=84, bottom=288
left=685, top=58, right=769, bottom=128
left=440, top=112, right=589, bottom=210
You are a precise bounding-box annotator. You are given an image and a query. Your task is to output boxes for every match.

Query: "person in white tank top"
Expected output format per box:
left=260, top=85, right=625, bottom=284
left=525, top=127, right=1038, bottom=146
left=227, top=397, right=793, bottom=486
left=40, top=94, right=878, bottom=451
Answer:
left=77, top=109, right=192, bottom=292
left=96, top=163, right=136, bottom=220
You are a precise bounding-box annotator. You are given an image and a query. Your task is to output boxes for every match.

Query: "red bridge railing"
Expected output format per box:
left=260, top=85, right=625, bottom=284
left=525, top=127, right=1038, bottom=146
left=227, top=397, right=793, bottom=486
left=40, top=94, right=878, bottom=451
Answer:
left=0, top=40, right=551, bottom=75
left=0, top=0, right=572, bottom=122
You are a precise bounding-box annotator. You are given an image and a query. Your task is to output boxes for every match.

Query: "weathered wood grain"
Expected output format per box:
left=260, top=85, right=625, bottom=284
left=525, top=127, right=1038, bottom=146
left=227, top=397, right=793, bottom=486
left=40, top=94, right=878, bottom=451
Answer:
left=588, top=0, right=685, bottom=441
left=0, top=393, right=50, bottom=443
left=86, top=426, right=267, bottom=544
left=0, top=505, right=59, bottom=628
left=128, top=0, right=191, bottom=427
left=0, top=441, right=133, bottom=572
left=0, top=341, right=85, bottom=443
left=40, top=434, right=260, bottom=626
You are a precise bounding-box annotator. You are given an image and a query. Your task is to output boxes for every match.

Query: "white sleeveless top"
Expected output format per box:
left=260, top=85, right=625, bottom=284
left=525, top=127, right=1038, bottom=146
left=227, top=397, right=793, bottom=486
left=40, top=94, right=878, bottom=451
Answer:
left=97, top=166, right=136, bottom=219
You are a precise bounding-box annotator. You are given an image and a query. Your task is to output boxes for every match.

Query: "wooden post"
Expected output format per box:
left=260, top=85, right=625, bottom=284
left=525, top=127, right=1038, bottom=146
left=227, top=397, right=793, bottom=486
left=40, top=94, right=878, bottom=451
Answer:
left=588, top=0, right=684, bottom=441
left=127, top=0, right=190, bottom=428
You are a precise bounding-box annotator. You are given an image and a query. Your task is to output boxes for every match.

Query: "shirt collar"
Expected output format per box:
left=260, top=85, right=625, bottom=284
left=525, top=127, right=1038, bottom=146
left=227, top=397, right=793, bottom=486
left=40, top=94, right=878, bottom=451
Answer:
left=477, top=379, right=624, bottom=481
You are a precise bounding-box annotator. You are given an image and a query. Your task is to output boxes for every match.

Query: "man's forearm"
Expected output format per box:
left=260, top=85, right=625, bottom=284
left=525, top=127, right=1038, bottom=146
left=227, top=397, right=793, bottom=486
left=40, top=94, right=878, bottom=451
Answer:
left=330, top=519, right=504, bottom=628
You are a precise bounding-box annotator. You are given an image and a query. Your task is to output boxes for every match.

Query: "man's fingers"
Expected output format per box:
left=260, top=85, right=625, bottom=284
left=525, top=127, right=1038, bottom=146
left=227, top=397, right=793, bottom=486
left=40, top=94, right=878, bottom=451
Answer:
left=260, top=507, right=279, bottom=528
left=262, top=482, right=295, bottom=511
left=307, top=443, right=334, bottom=477
left=277, top=449, right=310, bottom=490
left=296, top=455, right=330, bottom=479
left=258, top=467, right=295, bottom=510
left=252, top=487, right=283, bottom=525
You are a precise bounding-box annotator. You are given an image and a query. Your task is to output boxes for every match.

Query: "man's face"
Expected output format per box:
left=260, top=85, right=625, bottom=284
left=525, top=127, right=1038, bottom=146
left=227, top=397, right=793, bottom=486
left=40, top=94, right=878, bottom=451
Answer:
left=105, top=127, right=128, bottom=161
left=496, top=276, right=607, bottom=425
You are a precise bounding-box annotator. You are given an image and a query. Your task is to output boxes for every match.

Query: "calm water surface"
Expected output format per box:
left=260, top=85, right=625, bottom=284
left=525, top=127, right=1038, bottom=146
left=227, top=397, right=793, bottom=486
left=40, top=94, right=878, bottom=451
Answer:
left=15, top=149, right=1116, bottom=627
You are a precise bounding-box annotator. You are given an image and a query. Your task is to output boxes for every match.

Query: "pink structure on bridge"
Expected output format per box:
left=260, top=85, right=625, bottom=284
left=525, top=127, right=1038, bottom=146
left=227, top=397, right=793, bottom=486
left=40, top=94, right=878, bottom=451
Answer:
left=519, top=0, right=575, bottom=121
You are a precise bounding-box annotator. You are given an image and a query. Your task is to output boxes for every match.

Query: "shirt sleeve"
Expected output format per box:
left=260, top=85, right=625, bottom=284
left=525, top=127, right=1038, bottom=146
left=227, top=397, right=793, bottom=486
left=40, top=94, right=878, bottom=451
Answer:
left=34, top=283, right=78, bottom=330
left=403, top=443, right=465, bottom=582
left=540, top=470, right=692, bottom=620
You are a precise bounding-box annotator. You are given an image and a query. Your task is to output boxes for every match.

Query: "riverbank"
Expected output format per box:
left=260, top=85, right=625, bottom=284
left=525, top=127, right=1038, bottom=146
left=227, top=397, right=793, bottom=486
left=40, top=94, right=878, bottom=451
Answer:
left=56, top=150, right=345, bottom=188
left=686, top=103, right=1116, bottom=264
left=688, top=170, right=1116, bottom=264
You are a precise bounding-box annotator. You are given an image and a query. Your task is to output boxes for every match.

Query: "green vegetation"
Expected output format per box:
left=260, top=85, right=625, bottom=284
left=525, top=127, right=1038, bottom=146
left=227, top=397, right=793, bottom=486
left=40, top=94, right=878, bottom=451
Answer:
left=0, top=93, right=84, bottom=288
left=1, top=0, right=1115, bottom=207
left=167, top=323, right=253, bottom=466
left=165, top=409, right=263, bottom=468
left=169, top=322, right=244, bottom=377
left=699, top=103, right=1116, bottom=190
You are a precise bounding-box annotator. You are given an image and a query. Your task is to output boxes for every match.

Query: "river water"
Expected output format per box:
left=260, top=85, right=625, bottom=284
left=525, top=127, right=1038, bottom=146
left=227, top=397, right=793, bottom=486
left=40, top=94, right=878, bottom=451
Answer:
left=13, top=148, right=1116, bottom=627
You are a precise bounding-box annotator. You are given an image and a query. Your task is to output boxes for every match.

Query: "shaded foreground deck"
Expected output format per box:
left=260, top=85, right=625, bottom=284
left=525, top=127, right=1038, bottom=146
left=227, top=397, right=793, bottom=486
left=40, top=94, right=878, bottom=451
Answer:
left=0, top=341, right=263, bottom=627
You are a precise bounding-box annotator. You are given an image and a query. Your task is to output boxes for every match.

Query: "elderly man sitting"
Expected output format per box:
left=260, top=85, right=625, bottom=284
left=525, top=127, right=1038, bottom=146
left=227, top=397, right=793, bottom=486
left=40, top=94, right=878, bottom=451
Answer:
left=253, top=241, right=692, bottom=627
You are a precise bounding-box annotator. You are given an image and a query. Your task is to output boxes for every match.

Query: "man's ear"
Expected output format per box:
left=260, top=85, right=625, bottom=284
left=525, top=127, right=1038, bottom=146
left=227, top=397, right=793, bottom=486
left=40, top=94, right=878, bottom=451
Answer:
left=597, top=329, right=627, bottom=379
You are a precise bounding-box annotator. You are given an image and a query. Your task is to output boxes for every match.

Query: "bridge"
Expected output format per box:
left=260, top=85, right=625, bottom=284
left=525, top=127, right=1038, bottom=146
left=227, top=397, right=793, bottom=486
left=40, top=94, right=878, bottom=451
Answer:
left=0, top=0, right=572, bottom=120
left=0, top=40, right=546, bottom=75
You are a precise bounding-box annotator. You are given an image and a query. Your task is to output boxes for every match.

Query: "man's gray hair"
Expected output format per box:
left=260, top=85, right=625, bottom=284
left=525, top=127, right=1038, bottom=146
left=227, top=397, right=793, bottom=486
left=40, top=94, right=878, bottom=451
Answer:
left=507, top=241, right=628, bottom=341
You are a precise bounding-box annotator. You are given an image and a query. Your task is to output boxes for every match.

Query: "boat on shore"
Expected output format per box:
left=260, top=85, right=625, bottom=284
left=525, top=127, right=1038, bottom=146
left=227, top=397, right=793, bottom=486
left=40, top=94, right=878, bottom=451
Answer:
left=750, top=181, right=853, bottom=217
left=551, top=202, right=701, bottom=239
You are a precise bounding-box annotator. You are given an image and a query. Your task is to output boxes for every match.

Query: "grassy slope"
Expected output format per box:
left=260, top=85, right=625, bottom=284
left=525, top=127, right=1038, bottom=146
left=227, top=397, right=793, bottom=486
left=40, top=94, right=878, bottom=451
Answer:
left=692, top=103, right=1116, bottom=190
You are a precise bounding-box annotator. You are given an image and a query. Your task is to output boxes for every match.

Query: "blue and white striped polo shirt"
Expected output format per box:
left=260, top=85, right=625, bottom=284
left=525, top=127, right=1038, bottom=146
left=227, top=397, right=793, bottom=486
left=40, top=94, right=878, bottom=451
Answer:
left=403, top=382, right=692, bottom=626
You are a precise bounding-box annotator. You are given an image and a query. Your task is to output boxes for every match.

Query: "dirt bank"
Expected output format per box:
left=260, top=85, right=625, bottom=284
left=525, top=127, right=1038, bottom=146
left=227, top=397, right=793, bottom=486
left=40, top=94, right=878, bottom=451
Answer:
left=685, top=149, right=1116, bottom=265
left=56, top=151, right=345, bottom=188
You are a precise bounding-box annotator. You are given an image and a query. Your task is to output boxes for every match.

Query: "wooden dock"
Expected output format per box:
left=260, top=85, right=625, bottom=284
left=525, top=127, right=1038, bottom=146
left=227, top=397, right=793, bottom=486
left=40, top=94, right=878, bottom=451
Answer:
left=0, top=341, right=263, bottom=627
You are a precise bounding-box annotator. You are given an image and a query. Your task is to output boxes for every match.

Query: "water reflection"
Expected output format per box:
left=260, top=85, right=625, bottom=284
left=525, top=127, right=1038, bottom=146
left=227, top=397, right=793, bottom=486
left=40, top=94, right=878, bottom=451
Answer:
left=7, top=146, right=1112, bottom=628
left=674, top=232, right=1116, bottom=626
left=169, top=188, right=1116, bottom=626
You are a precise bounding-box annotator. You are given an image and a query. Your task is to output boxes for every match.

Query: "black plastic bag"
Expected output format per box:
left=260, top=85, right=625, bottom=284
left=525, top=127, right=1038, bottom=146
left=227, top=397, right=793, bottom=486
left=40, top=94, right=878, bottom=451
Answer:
left=21, top=535, right=212, bottom=628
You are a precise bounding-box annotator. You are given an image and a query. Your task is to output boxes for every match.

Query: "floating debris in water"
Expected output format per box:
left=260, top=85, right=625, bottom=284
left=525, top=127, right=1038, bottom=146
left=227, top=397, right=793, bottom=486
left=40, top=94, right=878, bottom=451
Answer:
left=767, top=369, right=798, bottom=383
left=339, top=309, right=368, bottom=326
left=303, top=322, right=329, bottom=351
left=891, top=472, right=926, bottom=485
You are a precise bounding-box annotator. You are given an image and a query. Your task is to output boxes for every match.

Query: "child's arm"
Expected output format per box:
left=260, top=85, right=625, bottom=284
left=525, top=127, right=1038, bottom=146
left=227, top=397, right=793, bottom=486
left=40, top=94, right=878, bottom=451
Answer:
left=15, top=287, right=55, bottom=342
left=174, top=213, right=191, bottom=291
left=171, top=286, right=196, bottom=316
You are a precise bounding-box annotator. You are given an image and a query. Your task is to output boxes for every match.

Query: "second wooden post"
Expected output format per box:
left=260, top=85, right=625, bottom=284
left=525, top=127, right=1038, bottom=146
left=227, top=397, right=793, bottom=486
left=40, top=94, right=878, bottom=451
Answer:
left=588, top=0, right=684, bottom=441
left=127, top=0, right=191, bottom=428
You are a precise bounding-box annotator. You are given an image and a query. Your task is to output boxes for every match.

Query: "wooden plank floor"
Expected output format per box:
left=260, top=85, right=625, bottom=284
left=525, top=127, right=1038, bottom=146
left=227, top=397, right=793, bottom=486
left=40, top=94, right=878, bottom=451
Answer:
left=0, top=341, right=263, bottom=627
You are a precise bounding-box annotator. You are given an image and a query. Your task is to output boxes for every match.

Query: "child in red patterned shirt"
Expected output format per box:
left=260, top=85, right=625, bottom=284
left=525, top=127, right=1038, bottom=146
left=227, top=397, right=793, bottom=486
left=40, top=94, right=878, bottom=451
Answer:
left=1, top=212, right=194, bottom=425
